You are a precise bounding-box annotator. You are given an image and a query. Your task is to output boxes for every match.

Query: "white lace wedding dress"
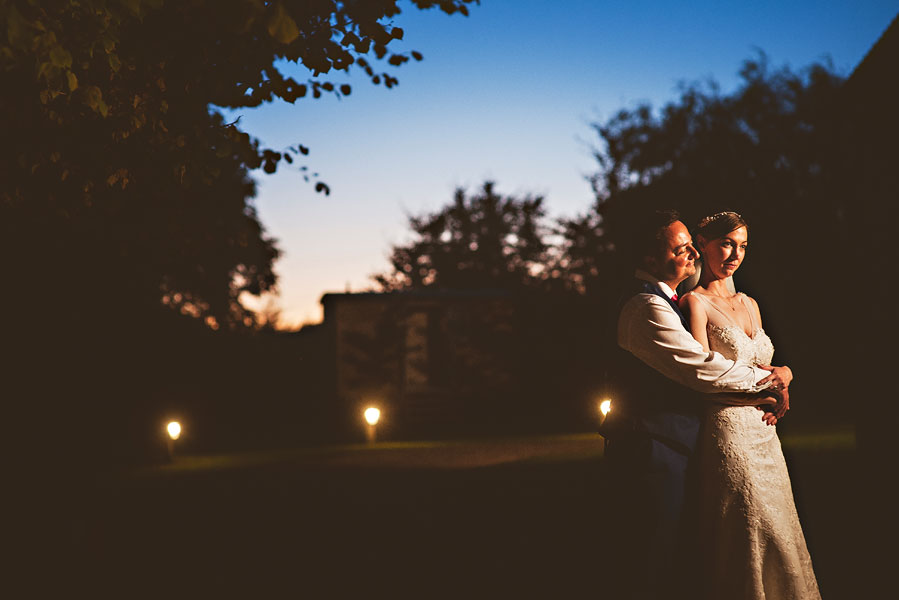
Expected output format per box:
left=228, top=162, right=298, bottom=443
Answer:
left=694, top=292, right=821, bottom=600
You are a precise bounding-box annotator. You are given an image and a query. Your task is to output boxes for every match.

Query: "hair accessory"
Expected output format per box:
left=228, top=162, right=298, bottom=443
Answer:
left=697, top=211, right=742, bottom=230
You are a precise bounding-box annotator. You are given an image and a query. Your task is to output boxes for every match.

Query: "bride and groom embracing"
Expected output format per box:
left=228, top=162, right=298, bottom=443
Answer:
left=600, top=210, right=820, bottom=599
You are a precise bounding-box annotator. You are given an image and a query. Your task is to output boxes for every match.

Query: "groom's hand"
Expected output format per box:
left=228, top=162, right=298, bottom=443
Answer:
left=772, top=387, right=790, bottom=418
left=757, top=365, right=793, bottom=391
left=757, top=365, right=792, bottom=419
left=779, top=388, right=789, bottom=417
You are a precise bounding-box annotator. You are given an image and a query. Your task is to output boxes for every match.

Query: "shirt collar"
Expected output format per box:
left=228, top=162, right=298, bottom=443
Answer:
left=634, top=269, right=677, bottom=300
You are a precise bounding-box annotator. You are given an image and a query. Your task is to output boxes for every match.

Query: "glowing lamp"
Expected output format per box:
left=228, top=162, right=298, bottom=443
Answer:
left=599, top=399, right=612, bottom=417
left=364, top=407, right=381, bottom=426
left=166, top=420, right=182, bottom=440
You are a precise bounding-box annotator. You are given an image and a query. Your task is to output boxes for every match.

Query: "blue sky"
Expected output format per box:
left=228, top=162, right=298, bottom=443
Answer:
left=224, top=1, right=897, bottom=327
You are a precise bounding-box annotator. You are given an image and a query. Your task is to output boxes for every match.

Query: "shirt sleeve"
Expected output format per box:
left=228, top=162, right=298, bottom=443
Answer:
left=618, top=294, right=772, bottom=394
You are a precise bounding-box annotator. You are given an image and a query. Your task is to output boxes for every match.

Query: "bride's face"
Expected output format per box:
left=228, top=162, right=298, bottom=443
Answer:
left=699, top=226, right=748, bottom=280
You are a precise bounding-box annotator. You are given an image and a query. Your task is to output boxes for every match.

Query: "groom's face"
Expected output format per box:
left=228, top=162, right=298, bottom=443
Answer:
left=645, top=220, right=698, bottom=287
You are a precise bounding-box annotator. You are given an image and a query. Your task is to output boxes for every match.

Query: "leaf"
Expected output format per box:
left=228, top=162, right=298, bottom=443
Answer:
left=267, top=4, right=300, bottom=44
left=315, top=182, right=330, bottom=195
left=85, top=86, right=102, bottom=109
left=37, top=62, right=52, bottom=79
left=6, top=5, right=32, bottom=49
left=411, top=51, right=423, bottom=61
left=122, top=0, right=142, bottom=15
left=298, top=145, right=309, bottom=155
left=391, top=27, right=404, bottom=40
left=340, top=84, right=351, bottom=95
left=50, top=45, right=73, bottom=68
left=66, top=70, right=78, bottom=91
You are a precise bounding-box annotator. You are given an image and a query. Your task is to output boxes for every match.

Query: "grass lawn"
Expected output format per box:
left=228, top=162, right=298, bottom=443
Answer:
left=64, top=427, right=857, bottom=598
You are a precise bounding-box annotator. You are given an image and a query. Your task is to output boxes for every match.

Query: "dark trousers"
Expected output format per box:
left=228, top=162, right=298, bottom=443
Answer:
left=604, top=434, right=696, bottom=600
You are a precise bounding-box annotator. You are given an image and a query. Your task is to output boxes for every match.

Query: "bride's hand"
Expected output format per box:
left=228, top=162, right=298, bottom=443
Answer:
left=759, top=409, right=778, bottom=426
left=757, top=364, right=793, bottom=391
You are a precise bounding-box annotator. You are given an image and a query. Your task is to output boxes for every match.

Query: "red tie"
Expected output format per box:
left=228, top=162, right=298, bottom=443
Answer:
left=671, top=294, right=678, bottom=302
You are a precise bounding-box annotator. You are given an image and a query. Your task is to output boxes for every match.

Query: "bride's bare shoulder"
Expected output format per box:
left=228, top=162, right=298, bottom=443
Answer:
left=738, top=293, right=764, bottom=319
left=678, top=288, right=707, bottom=310
left=736, top=291, right=758, bottom=306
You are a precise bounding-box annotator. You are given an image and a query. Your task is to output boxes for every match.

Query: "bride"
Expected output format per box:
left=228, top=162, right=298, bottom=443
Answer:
left=679, top=212, right=821, bottom=599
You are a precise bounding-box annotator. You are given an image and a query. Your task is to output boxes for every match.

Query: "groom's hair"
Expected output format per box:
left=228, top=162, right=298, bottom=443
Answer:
left=624, top=208, right=681, bottom=267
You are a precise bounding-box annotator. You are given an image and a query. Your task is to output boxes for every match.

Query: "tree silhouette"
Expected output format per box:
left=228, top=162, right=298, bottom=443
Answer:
left=1, top=0, right=479, bottom=473
left=2, top=0, right=478, bottom=329
left=375, top=181, right=551, bottom=291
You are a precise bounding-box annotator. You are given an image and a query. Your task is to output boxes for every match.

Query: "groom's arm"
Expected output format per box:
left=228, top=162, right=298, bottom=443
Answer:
left=713, top=391, right=787, bottom=410
left=618, top=294, right=773, bottom=397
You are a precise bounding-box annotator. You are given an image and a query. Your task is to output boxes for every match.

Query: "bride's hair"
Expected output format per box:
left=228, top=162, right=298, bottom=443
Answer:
left=695, top=211, right=748, bottom=242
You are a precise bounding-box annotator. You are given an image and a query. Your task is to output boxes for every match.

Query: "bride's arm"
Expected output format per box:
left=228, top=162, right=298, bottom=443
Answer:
left=679, top=294, right=711, bottom=351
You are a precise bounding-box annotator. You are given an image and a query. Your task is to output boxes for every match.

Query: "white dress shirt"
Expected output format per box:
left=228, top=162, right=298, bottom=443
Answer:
left=618, top=270, right=772, bottom=395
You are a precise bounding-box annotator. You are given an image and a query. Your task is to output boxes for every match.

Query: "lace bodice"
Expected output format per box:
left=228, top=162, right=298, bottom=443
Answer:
left=691, top=292, right=774, bottom=366
left=708, top=324, right=774, bottom=366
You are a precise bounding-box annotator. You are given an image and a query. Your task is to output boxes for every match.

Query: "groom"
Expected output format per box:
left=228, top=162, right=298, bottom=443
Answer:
left=600, top=209, right=789, bottom=599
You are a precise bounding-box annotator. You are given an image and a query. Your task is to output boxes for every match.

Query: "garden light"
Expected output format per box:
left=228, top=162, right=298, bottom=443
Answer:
left=600, top=399, right=612, bottom=417
left=165, top=420, right=182, bottom=462
left=363, top=406, right=381, bottom=444
left=364, top=407, right=381, bottom=426
left=166, top=420, right=182, bottom=440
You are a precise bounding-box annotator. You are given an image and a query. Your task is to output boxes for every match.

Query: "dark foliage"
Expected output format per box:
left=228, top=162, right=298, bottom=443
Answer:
left=1, top=0, right=478, bottom=474
left=375, top=181, right=552, bottom=291
left=2, top=0, right=477, bottom=328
